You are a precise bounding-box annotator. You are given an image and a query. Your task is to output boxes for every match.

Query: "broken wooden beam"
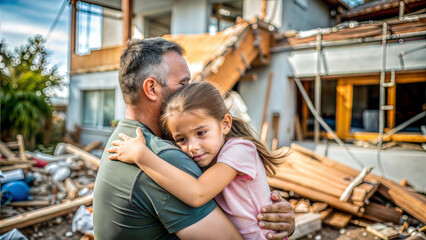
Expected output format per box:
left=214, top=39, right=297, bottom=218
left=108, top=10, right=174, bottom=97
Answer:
left=16, top=134, right=28, bottom=162
left=65, top=144, right=100, bottom=168
left=83, top=141, right=102, bottom=152
left=9, top=200, right=50, bottom=207
left=268, top=177, right=364, bottom=216
left=0, top=141, right=17, bottom=160
left=0, top=193, right=93, bottom=232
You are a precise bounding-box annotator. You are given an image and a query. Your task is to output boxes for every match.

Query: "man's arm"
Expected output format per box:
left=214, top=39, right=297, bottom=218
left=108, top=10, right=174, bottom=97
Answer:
left=175, top=207, right=243, bottom=240
left=258, top=191, right=296, bottom=240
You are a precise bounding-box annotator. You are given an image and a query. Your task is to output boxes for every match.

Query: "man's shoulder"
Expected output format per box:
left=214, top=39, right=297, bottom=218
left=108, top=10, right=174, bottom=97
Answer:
left=116, top=118, right=180, bottom=154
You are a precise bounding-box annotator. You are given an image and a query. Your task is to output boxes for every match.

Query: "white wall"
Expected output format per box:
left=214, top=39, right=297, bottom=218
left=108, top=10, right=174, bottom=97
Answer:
left=239, top=52, right=296, bottom=147
left=67, top=70, right=126, bottom=146
left=282, top=0, right=333, bottom=32
left=171, top=0, right=209, bottom=34
left=102, top=8, right=122, bottom=48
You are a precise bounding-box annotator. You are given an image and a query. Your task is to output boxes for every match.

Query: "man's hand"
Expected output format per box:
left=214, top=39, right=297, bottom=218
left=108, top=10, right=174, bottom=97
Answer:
left=257, top=191, right=295, bottom=240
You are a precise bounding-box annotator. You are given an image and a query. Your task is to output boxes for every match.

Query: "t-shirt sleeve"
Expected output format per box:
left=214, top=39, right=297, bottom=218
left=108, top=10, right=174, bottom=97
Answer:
left=217, top=139, right=258, bottom=181
left=132, top=148, right=217, bottom=234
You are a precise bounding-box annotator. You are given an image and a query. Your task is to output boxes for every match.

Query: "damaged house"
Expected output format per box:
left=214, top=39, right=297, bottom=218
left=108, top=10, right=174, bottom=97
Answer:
left=66, top=0, right=426, bottom=188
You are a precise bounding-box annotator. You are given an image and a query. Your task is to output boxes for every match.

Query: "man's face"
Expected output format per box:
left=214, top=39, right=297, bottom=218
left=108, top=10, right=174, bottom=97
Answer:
left=160, top=51, right=191, bottom=103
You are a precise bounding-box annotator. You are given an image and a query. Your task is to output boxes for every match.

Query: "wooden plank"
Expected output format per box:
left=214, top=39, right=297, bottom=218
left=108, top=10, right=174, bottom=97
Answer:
left=324, top=212, right=352, bottom=228
left=70, top=45, right=123, bottom=75
left=283, top=156, right=349, bottom=191
left=65, top=178, right=78, bottom=200
left=9, top=200, right=50, bottom=207
left=391, top=133, right=426, bottom=143
left=271, top=113, right=280, bottom=151
left=274, top=169, right=344, bottom=198
left=0, top=141, right=16, bottom=159
left=291, top=143, right=426, bottom=224
left=260, top=73, right=274, bottom=142
left=363, top=202, right=401, bottom=224
left=353, top=132, right=426, bottom=143
left=378, top=180, right=426, bottom=224
left=336, top=79, right=353, bottom=140
left=311, top=203, right=328, bottom=213
left=0, top=163, right=31, bottom=172
left=387, top=86, right=396, bottom=129
left=301, top=81, right=310, bottom=135
left=16, top=135, right=27, bottom=162
left=0, top=194, right=93, bottom=232
left=65, top=144, right=100, bottom=168
left=206, top=26, right=265, bottom=93
left=366, top=223, right=399, bottom=240
left=294, top=115, right=304, bottom=141
left=268, top=177, right=363, bottom=216
left=83, top=141, right=102, bottom=152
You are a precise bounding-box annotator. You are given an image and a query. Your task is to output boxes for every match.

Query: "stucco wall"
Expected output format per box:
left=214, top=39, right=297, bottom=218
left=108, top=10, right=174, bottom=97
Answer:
left=239, top=52, right=296, bottom=147
left=171, top=0, right=209, bottom=34
left=67, top=70, right=125, bottom=146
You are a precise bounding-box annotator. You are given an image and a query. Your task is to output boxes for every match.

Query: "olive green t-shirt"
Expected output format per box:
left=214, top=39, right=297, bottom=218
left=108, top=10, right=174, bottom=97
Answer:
left=93, top=118, right=217, bottom=239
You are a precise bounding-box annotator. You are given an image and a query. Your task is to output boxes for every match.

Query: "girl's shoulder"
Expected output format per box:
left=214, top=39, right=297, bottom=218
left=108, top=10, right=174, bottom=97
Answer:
left=226, top=137, right=255, bottom=146
left=223, top=137, right=257, bottom=152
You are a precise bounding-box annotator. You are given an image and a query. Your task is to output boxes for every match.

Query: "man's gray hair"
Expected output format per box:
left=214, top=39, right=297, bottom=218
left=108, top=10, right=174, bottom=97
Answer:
left=119, top=38, right=184, bottom=105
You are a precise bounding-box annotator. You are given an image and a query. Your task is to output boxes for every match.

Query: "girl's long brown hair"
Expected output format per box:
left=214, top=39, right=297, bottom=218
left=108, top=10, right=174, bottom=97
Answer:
left=161, top=82, right=288, bottom=176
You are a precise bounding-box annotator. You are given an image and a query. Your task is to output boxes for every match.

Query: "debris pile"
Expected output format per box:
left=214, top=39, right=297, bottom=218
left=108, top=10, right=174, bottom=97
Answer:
left=0, top=135, right=100, bottom=238
left=269, top=143, right=426, bottom=239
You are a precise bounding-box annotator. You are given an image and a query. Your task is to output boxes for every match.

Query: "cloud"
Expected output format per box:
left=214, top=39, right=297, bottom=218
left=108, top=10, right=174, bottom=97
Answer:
left=1, top=22, right=69, bottom=42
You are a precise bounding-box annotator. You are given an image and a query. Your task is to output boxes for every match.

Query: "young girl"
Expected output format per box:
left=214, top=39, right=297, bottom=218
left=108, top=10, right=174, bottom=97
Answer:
left=108, top=82, right=288, bottom=240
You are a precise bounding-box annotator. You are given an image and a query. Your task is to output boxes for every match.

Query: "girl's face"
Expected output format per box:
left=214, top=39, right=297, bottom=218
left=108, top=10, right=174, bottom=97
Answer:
left=167, top=109, right=232, bottom=168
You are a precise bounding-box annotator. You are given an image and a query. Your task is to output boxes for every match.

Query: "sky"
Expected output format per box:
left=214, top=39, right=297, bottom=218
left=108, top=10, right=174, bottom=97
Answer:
left=0, top=0, right=70, bottom=97
left=0, top=0, right=102, bottom=98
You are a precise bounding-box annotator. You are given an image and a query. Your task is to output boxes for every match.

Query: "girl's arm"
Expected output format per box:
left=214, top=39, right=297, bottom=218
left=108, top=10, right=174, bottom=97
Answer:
left=108, top=128, right=238, bottom=207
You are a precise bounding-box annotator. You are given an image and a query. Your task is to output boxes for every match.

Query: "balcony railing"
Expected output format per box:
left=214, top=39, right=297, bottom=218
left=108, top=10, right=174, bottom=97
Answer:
left=70, top=45, right=124, bottom=75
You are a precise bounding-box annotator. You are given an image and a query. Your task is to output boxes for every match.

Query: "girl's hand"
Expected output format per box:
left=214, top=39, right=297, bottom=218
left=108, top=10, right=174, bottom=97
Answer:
left=108, top=128, right=147, bottom=164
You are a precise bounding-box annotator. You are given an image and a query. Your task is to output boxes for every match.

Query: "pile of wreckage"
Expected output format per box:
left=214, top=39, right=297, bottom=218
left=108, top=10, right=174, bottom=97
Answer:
left=269, top=144, right=426, bottom=239
left=0, top=135, right=100, bottom=239
left=1, top=134, right=425, bottom=239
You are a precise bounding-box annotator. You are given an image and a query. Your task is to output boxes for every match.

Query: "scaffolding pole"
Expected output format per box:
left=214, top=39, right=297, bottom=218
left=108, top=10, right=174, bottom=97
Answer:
left=314, top=30, right=322, bottom=143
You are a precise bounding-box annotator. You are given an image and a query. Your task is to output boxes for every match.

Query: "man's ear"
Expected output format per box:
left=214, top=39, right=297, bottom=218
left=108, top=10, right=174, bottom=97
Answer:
left=142, top=78, right=160, bottom=101
left=222, top=114, right=232, bottom=135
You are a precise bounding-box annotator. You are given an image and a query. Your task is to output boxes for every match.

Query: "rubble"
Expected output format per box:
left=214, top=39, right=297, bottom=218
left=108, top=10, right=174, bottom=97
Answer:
left=0, top=135, right=98, bottom=238
left=1, top=135, right=425, bottom=239
left=269, top=143, right=426, bottom=239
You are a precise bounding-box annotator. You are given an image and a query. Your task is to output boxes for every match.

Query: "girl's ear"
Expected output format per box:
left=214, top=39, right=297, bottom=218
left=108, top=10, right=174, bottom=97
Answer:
left=222, top=114, right=232, bottom=135
left=142, top=78, right=161, bottom=101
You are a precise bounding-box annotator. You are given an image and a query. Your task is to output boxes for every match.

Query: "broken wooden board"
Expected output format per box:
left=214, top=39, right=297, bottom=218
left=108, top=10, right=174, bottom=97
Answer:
left=65, top=144, right=100, bottom=168
left=0, top=141, right=17, bottom=160
left=366, top=223, right=399, bottom=240
left=323, top=211, right=352, bottom=229
left=0, top=194, right=93, bottom=232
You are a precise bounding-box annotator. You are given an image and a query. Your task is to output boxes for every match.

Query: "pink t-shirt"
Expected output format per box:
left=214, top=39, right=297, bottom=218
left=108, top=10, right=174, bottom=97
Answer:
left=214, top=138, right=275, bottom=240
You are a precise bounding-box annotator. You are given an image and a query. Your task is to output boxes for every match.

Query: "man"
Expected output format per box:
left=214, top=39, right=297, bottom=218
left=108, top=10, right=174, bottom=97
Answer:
left=93, top=38, right=295, bottom=239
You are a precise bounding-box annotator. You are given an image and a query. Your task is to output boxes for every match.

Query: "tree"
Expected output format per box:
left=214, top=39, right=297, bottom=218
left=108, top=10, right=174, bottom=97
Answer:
left=1, top=35, right=64, bottom=147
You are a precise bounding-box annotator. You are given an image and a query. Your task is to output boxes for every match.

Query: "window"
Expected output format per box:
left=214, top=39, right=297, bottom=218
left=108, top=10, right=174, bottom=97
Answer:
left=82, top=90, right=115, bottom=128
left=76, top=2, right=103, bottom=55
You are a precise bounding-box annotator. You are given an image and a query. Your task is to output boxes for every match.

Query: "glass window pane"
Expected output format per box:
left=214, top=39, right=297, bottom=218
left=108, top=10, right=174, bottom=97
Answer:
left=83, top=91, right=99, bottom=127
left=102, top=90, right=115, bottom=127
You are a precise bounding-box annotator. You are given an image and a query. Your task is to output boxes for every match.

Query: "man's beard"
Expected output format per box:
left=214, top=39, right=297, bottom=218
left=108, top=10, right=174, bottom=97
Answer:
left=159, top=85, right=173, bottom=139
left=159, top=85, right=172, bottom=115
